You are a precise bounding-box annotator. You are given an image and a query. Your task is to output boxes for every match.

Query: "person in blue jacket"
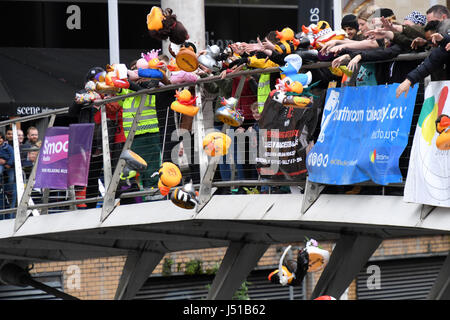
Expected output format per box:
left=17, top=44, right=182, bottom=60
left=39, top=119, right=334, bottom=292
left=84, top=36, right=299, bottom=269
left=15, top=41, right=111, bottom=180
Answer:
left=0, top=132, right=14, bottom=211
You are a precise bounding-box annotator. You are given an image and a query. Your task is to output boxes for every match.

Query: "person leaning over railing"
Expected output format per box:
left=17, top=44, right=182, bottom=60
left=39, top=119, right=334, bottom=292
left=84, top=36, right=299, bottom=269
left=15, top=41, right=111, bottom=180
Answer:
left=0, top=132, right=14, bottom=211
left=396, top=32, right=450, bottom=98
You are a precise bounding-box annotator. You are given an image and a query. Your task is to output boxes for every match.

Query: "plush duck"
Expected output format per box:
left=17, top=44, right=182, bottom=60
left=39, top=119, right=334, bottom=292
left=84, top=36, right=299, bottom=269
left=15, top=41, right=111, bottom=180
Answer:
left=137, top=50, right=165, bottom=80
left=157, top=162, right=182, bottom=196
left=279, top=54, right=312, bottom=87
left=170, top=89, right=199, bottom=117
left=170, top=180, right=199, bottom=210
left=274, top=27, right=300, bottom=55
left=271, top=80, right=312, bottom=109
left=202, top=132, right=232, bottom=157
left=304, top=239, right=330, bottom=273
left=167, top=58, right=199, bottom=84
left=268, top=245, right=309, bottom=287
left=215, top=97, right=244, bottom=127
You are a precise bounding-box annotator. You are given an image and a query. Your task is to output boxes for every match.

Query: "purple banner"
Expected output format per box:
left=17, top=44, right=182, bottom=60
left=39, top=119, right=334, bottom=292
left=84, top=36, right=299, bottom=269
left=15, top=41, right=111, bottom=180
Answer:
left=67, top=123, right=95, bottom=187
left=35, top=127, right=70, bottom=189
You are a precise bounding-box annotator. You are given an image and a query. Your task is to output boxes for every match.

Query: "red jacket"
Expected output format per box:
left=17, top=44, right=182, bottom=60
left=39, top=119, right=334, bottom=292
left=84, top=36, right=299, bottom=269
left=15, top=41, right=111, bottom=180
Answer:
left=232, top=76, right=257, bottom=121
left=93, top=102, right=126, bottom=143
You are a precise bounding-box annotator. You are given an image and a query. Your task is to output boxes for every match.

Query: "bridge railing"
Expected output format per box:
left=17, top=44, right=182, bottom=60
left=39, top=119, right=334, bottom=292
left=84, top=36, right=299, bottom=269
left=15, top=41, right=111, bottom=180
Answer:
left=0, top=51, right=431, bottom=231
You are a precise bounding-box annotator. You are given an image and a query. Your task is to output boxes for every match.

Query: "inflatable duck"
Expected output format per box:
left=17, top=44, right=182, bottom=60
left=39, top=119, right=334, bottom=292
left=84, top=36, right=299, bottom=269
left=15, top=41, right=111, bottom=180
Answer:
left=119, top=150, right=147, bottom=184
left=305, top=239, right=330, bottom=273
left=157, top=162, right=182, bottom=196
left=170, top=180, right=199, bottom=210
left=268, top=245, right=309, bottom=287
left=274, top=27, right=300, bottom=55
left=137, top=50, right=165, bottom=80
left=167, top=58, right=199, bottom=84
left=202, top=132, right=232, bottom=157
left=105, top=63, right=130, bottom=89
left=175, top=42, right=199, bottom=72
left=311, top=21, right=346, bottom=53
left=435, top=114, right=450, bottom=150
left=215, top=97, right=244, bottom=127
left=198, top=45, right=223, bottom=73
left=75, top=80, right=102, bottom=104
left=279, top=54, right=312, bottom=87
left=170, top=89, right=199, bottom=117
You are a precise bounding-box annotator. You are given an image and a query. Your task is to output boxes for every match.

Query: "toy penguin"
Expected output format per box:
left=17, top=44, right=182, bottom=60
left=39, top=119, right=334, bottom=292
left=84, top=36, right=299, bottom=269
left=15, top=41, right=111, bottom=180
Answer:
left=274, top=27, right=300, bottom=55
left=170, top=89, right=199, bottom=117
left=215, top=97, right=244, bottom=127
left=202, top=132, right=232, bottom=157
left=170, top=180, right=199, bottom=210
left=268, top=245, right=309, bottom=287
left=157, top=162, right=182, bottom=196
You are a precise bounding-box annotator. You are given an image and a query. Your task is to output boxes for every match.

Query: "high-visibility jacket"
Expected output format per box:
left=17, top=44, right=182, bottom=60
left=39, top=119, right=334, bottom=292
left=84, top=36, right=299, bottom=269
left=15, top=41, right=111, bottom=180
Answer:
left=118, top=89, right=158, bottom=137
left=257, top=73, right=271, bottom=114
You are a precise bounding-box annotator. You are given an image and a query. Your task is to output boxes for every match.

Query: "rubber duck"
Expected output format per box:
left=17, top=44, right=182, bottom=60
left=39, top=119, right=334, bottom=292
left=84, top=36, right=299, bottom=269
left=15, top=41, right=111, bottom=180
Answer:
left=157, top=162, right=182, bottom=196
left=138, top=50, right=165, bottom=80
left=215, top=97, right=244, bottom=127
left=167, top=58, right=199, bottom=84
left=198, top=45, right=223, bottom=73
left=170, top=180, right=199, bottom=210
left=202, top=132, right=232, bottom=157
left=274, top=27, right=300, bottom=55
left=279, top=54, right=312, bottom=87
left=170, top=89, right=199, bottom=117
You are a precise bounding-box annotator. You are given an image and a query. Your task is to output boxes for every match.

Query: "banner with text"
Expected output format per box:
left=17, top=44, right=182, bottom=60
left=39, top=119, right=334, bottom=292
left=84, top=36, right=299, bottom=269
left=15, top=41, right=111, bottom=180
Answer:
left=404, top=81, right=450, bottom=207
left=306, top=84, right=417, bottom=185
left=34, top=124, right=94, bottom=189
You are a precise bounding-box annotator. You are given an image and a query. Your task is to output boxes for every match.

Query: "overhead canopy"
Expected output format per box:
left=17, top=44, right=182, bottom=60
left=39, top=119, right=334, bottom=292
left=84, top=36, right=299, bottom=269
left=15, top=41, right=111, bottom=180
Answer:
left=0, top=47, right=146, bottom=117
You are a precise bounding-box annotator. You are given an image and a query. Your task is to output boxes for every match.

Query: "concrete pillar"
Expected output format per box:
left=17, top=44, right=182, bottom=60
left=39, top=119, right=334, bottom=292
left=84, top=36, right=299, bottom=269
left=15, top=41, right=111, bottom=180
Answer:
left=207, top=242, right=269, bottom=300
left=427, top=251, right=450, bottom=300
left=311, top=234, right=382, bottom=300
left=161, top=0, right=206, bottom=56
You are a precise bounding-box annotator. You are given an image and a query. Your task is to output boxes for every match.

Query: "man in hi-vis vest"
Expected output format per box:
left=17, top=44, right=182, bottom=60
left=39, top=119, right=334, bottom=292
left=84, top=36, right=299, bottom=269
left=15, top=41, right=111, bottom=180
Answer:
left=117, top=78, right=161, bottom=195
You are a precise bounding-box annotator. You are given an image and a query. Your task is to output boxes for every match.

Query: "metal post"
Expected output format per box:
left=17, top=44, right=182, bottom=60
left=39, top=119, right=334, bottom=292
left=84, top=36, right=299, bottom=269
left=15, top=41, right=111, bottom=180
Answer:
left=14, top=115, right=56, bottom=232
left=101, top=104, right=112, bottom=188
left=101, top=94, right=146, bottom=223
left=108, top=0, right=120, bottom=64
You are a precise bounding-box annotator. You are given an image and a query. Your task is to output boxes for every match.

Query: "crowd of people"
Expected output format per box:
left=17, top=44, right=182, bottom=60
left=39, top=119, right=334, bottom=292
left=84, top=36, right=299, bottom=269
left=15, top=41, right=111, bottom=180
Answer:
left=1, top=4, right=450, bottom=213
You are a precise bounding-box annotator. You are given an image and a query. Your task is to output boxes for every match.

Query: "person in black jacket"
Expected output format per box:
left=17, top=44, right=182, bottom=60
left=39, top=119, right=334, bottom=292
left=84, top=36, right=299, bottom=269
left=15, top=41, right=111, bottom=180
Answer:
left=396, top=33, right=450, bottom=98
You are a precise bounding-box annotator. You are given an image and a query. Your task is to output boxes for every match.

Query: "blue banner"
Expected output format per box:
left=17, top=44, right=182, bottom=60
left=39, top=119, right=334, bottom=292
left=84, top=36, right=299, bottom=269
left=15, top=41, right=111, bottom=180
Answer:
left=306, top=84, right=418, bottom=185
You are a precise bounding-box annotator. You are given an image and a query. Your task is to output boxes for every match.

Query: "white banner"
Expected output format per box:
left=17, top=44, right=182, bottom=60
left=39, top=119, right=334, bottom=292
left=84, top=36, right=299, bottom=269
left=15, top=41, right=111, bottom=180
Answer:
left=404, top=81, right=450, bottom=206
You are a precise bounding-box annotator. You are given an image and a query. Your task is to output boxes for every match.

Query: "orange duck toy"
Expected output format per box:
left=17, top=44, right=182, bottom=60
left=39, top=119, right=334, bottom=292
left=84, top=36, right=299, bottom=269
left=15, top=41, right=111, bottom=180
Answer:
left=170, top=89, right=199, bottom=117
left=274, top=27, right=300, bottom=55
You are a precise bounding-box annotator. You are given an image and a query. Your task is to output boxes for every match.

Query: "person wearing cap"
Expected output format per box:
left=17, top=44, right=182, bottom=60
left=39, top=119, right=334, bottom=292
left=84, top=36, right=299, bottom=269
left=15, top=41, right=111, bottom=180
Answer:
left=404, top=11, right=427, bottom=26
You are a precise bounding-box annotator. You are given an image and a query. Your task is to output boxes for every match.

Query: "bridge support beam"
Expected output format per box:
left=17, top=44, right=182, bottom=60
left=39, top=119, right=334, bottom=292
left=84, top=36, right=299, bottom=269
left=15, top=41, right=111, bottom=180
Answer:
left=207, top=241, right=269, bottom=300
left=311, top=234, right=382, bottom=300
left=427, top=251, right=450, bottom=300
left=114, top=245, right=166, bottom=300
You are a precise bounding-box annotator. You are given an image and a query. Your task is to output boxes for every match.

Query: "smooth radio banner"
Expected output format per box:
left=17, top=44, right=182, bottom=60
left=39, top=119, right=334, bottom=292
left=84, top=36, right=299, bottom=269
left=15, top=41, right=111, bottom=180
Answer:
left=34, top=124, right=94, bottom=189
left=306, top=84, right=417, bottom=185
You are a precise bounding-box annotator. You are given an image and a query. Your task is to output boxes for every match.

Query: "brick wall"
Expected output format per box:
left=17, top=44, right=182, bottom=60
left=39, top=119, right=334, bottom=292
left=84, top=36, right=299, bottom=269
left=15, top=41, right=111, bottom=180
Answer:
left=27, top=235, right=450, bottom=300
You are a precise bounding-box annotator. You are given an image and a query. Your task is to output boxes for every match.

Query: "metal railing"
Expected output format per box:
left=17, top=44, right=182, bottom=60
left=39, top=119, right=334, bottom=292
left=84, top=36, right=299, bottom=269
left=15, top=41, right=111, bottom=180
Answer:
left=0, top=51, right=432, bottom=231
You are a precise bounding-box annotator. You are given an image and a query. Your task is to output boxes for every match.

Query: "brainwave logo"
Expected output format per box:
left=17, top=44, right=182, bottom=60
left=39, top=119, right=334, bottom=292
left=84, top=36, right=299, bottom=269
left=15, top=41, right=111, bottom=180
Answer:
left=370, top=150, right=376, bottom=163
